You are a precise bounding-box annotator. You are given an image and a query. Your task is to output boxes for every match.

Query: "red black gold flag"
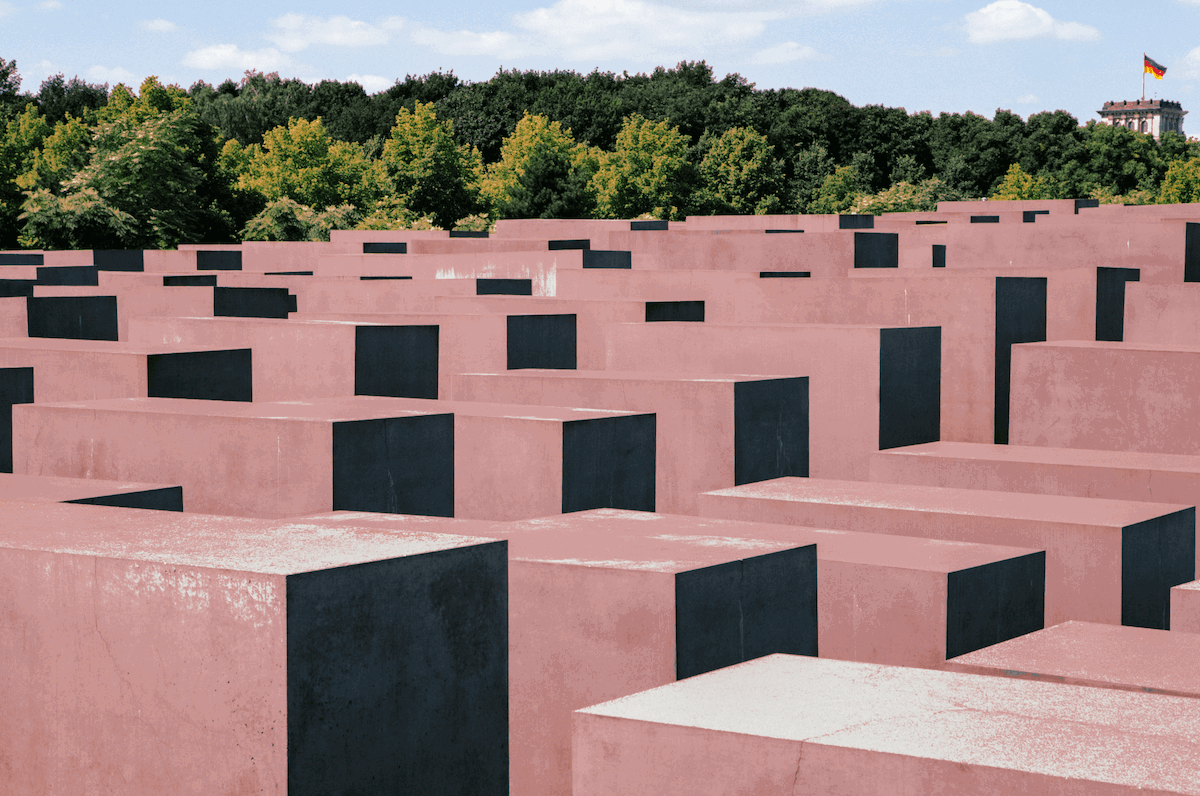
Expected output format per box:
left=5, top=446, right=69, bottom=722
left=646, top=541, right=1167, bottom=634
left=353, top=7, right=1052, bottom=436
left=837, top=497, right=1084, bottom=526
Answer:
left=1144, top=54, right=1167, bottom=80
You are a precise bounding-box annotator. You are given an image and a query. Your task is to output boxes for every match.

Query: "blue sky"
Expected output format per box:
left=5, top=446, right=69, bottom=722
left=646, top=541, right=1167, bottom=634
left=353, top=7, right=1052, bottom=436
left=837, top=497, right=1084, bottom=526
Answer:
left=3, top=0, right=1200, bottom=127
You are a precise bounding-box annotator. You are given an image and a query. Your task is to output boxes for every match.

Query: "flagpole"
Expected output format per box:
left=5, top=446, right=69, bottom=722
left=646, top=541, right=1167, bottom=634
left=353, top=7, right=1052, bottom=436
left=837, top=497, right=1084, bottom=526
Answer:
left=1142, top=54, right=1146, bottom=101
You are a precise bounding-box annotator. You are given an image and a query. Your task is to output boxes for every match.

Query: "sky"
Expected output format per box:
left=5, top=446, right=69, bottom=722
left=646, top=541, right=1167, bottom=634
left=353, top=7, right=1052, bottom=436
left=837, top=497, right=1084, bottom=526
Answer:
left=2, top=0, right=1200, bottom=127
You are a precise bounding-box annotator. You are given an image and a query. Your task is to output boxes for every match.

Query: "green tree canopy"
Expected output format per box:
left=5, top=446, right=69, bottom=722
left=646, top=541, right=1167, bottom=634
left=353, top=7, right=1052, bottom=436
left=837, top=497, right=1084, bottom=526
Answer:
left=590, top=112, right=692, bottom=220
left=381, top=101, right=484, bottom=229
left=1160, top=156, right=1200, bottom=204
left=693, top=126, right=783, bottom=215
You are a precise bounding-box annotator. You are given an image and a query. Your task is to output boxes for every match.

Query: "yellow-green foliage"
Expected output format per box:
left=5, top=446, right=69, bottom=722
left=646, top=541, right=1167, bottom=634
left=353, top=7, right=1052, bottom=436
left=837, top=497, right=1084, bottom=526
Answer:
left=590, top=113, right=691, bottom=221
left=1159, top=156, right=1200, bottom=204
left=694, top=126, right=782, bottom=215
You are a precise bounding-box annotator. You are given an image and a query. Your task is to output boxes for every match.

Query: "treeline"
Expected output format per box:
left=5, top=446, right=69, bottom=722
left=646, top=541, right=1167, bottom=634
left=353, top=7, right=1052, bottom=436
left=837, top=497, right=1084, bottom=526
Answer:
left=3, top=56, right=1200, bottom=249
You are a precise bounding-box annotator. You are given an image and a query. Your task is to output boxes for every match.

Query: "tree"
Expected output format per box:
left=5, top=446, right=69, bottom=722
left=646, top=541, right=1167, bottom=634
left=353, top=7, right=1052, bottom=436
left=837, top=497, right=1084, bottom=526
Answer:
left=0, top=104, right=51, bottom=246
left=483, top=112, right=591, bottom=216
left=851, top=178, right=965, bottom=214
left=693, top=126, right=783, bottom=215
left=990, top=163, right=1058, bottom=200
left=1160, top=156, right=1200, bottom=204
left=16, top=113, right=91, bottom=193
left=807, top=165, right=862, bottom=214
left=381, top=101, right=484, bottom=229
left=788, top=143, right=836, bottom=213
left=234, top=116, right=385, bottom=210
left=240, top=197, right=360, bottom=241
left=36, top=74, right=108, bottom=125
left=0, top=57, right=25, bottom=125
left=590, top=113, right=693, bottom=220
left=504, top=143, right=595, bottom=219
left=17, top=187, right=136, bottom=249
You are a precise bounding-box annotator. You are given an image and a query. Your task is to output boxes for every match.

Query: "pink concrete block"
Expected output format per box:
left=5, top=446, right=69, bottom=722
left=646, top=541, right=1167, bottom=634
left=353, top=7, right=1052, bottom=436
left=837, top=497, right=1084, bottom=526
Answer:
left=554, top=268, right=751, bottom=323
left=1010, top=340, right=1200, bottom=455
left=0, top=296, right=27, bottom=337
left=0, top=472, right=182, bottom=510
left=0, top=499, right=506, bottom=795
left=603, top=228, right=854, bottom=275
left=13, top=396, right=455, bottom=518
left=573, top=653, right=1200, bottom=796
left=329, top=397, right=655, bottom=520
left=1173, top=580, right=1200, bottom=633
left=31, top=279, right=213, bottom=339
left=1124, top=282, right=1200, bottom=345
left=698, top=476, right=1194, bottom=629
left=314, top=250, right=587, bottom=294
left=945, top=620, right=1200, bottom=698
left=39, top=249, right=94, bottom=266
left=605, top=322, right=940, bottom=479
left=452, top=370, right=807, bottom=515
left=300, top=276, right=477, bottom=313
left=491, top=218, right=630, bottom=246
left=433, top=295, right=646, bottom=370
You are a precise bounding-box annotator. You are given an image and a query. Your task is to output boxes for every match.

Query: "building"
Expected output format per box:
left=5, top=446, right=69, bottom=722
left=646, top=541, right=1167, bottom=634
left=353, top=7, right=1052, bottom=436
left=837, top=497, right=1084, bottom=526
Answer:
left=1097, top=99, right=1186, bottom=140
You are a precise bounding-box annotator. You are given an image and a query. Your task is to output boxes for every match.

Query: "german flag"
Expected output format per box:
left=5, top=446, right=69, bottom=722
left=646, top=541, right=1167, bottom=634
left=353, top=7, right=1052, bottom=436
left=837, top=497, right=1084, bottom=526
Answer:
left=1145, top=54, right=1167, bottom=80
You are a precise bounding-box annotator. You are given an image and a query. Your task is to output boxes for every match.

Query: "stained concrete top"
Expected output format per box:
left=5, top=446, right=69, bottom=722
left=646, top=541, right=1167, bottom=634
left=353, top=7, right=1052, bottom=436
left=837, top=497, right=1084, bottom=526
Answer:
left=1178, top=580, right=1200, bottom=593
left=578, top=654, right=1200, bottom=793
left=23, top=396, right=450, bottom=423
left=945, top=621, right=1200, bottom=698
left=704, top=477, right=1190, bottom=527
left=0, top=337, right=240, bottom=355
left=0, top=500, right=500, bottom=575
left=880, top=441, right=1200, bottom=474
left=356, top=398, right=648, bottom=423
left=1018, top=340, right=1200, bottom=354
left=0, top=473, right=178, bottom=502
left=457, top=370, right=798, bottom=385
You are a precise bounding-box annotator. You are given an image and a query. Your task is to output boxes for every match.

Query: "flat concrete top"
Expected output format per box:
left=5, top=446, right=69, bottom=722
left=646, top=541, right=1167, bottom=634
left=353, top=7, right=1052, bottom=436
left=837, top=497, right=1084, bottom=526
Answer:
left=0, top=500, right=500, bottom=574
left=704, top=477, right=1191, bottom=527
left=495, top=510, right=1035, bottom=573
left=0, top=337, right=241, bottom=356
left=612, top=322, right=911, bottom=332
left=0, top=473, right=179, bottom=502
left=579, top=654, right=1200, bottom=793
left=367, top=397, right=647, bottom=423
left=286, top=510, right=499, bottom=536
left=1178, top=580, right=1200, bottom=593
left=137, top=316, right=407, bottom=330
left=880, top=441, right=1200, bottom=475
left=458, top=370, right=799, bottom=385
left=946, top=621, right=1200, bottom=698
left=1019, top=340, right=1200, bottom=355
left=296, top=312, right=513, bottom=322
left=26, top=396, right=451, bottom=423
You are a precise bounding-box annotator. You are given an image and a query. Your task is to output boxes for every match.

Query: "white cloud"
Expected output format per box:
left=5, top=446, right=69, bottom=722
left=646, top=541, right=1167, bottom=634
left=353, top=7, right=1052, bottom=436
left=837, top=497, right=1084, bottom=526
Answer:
left=181, top=44, right=292, bottom=72
left=267, top=14, right=405, bottom=52
left=751, top=42, right=820, bottom=64
left=1015, top=93, right=1038, bottom=103
left=140, top=19, right=179, bottom=33
left=37, top=0, right=61, bottom=9
left=87, top=65, right=136, bottom=84
left=1178, top=47, right=1200, bottom=80
left=347, top=73, right=392, bottom=93
left=965, top=1, right=1100, bottom=44
left=412, top=0, right=773, bottom=62
left=0, top=2, right=14, bottom=17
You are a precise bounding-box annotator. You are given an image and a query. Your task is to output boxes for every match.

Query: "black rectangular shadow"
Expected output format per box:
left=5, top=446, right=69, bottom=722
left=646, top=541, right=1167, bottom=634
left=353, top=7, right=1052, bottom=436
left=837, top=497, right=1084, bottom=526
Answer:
left=1095, top=267, right=1140, bottom=342
left=549, top=239, right=590, bottom=250
left=675, top=544, right=818, bottom=680
left=933, top=244, right=946, bottom=268
left=645, top=301, right=704, bottom=322
left=879, top=326, right=941, bottom=450
left=147, top=349, right=253, bottom=402
left=853, top=232, right=898, bottom=269
left=734, top=377, right=808, bottom=485
left=0, top=367, right=34, bottom=473
left=332, top=414, right=455, bottom=516
left=946, top=551, right=1045, bottom=660
left=163, top=275, right=217, bottom=287
left=360, top=276, right=413, bottom=281
left=363, top=242, right=407, bottom=253
left=760, top=271, right=810, bottom=278
left=561, top=413, right=655, bottom=513
left=1186, top=223, right=1200, bottom=283
left=1022, top=210, right=1049, bottom=223
left=0, top=280, right=35, bottom=297
left=1075, top=198, right=1099, bottom=214
left=507, top=314, right=576, bottom=369
left=477, top=279, right=532, bottom=296
left=196, top=250, right=242, bottom=271
left=27, top=296, right=118, bottom=340
left=1121, top=508, right=1196, bottom=630
left=449, top=230, right=488, bottom=238
left=214, top=286, right=294, bottom=319
left=266, top=271, right=313, bottom=276
left=286, top=541, right=508, bottom=796
left=915, top=220, right=947, bottom=225
left=970, top=215, right=999, bottom=223
left=66, top=486, right=184, bottom=512
left=839, top=215, right=874, bottom=230
left=94, top=250, right=144, bottom=271
left=630, top=220, right=668, bottom=231
left=994, top=277, right=1047, bottom=444
left=355, top=325, right=439, bottom=400
left=582, top=250, right=632, bottom=269
left=0, top=253, right=43, bottom=265
left=36, top=266, right=98, bottom=286
left=765, top=229, right=804, bottom=234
